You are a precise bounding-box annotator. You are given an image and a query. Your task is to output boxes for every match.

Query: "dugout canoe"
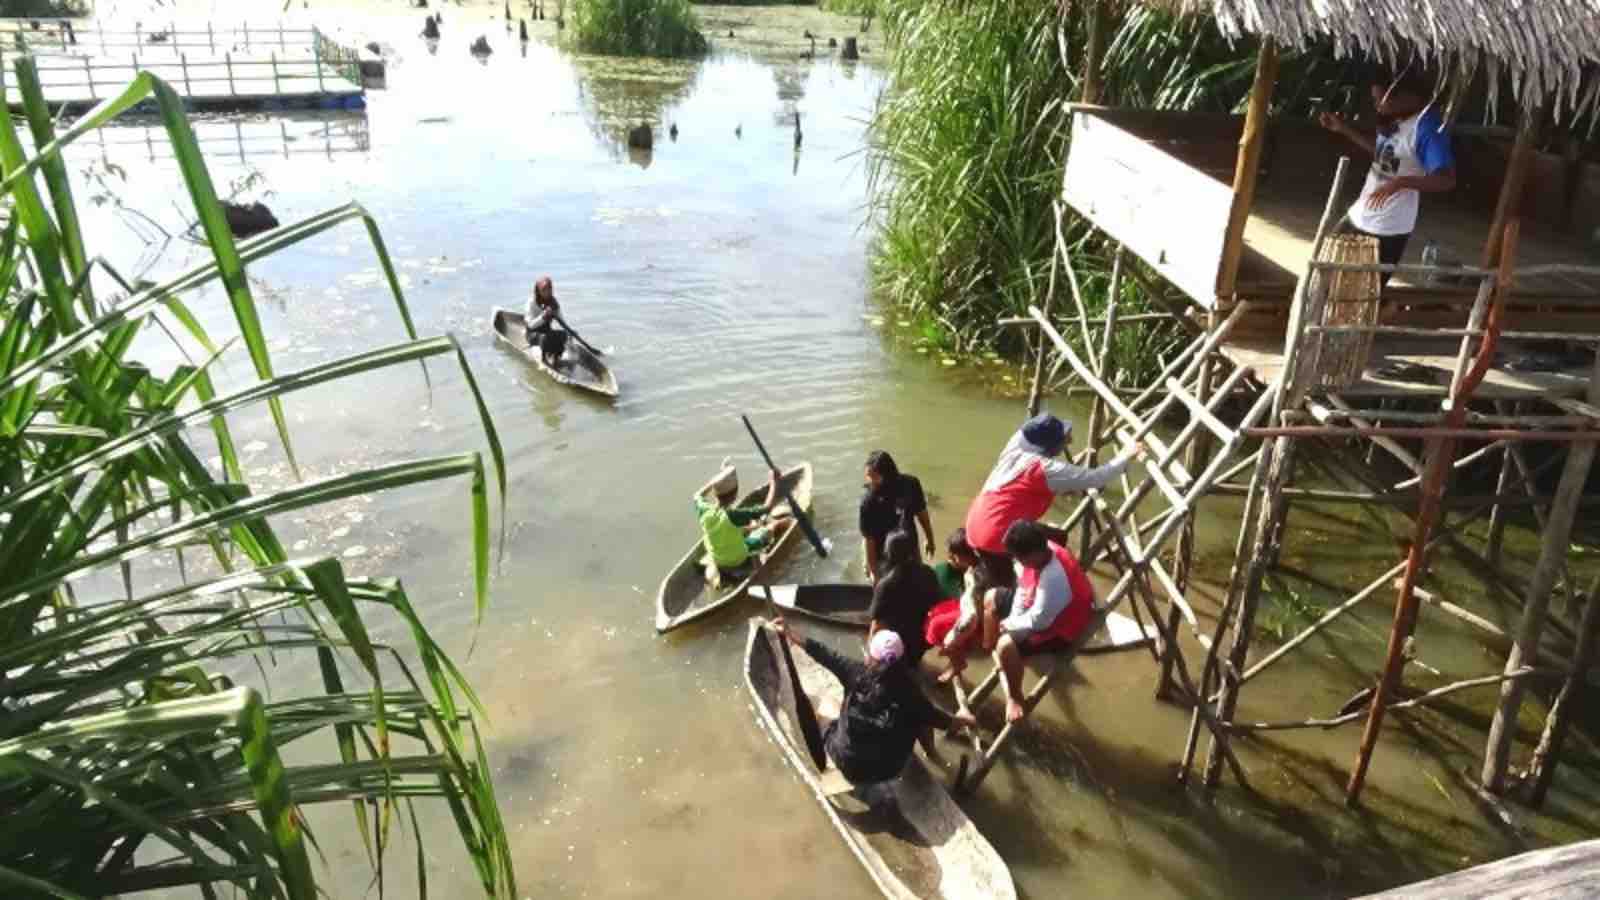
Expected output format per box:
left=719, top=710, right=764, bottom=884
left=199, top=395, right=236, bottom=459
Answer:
left=743, top=619, right=1017, bottom=900
left=491, top=307, right=619, bottom=398
left=654, top=463, right=812, bottom=633
left=763, top=582, right=1158, bottom=653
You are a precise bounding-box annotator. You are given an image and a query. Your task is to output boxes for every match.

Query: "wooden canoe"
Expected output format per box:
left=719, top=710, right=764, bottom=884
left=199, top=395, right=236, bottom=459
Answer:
left=763, top=582, right=1158, bottom=653
left=654, top=463, right=813, bottom=634
left=491, top=307, right=618, bottom=398
left=743, top=619, right=1017, bottom=900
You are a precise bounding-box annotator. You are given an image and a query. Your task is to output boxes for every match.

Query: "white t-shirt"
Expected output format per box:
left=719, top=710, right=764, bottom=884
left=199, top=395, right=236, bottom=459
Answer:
left=1348, top=106, right=1454, bottom=237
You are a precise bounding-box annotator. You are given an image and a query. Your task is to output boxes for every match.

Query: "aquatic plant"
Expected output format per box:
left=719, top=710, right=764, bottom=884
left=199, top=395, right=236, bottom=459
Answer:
left=865, top=0, right=1294, bottom=379
left=0, top=62, right=514, bottom=898
left=569, top=0, right=708, bottom=58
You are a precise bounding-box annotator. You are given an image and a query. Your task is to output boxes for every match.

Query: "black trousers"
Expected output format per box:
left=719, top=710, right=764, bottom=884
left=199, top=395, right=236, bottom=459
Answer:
left=1348, top=226, right=1410, bottom=286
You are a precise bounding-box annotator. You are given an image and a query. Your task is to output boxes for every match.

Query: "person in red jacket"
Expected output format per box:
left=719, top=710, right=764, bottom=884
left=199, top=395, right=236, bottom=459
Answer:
left=962, top=413, right=1143, bottom=594
left=991, top=521, right=1097, bottom=723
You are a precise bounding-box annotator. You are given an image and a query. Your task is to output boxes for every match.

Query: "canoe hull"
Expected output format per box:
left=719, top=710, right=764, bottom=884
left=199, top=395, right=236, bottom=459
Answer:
left=491, top=307, right=619, bottom=398
left=743, top=619, right=1016, bottom=900
left=654, top=464, right=813, bottom=633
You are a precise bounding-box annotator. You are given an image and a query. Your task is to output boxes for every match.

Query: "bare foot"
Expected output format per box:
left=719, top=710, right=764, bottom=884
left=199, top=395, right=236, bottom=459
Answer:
left=1005, top=699, right=1025, bottom=724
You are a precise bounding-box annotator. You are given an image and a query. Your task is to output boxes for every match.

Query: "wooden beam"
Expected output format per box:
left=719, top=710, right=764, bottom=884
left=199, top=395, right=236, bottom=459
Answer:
left=1482, top=104, right=1542, bottom=268
left=1216, top=40, right=1278, bottom=302
left=1081, top=0, right=1106, bottom=106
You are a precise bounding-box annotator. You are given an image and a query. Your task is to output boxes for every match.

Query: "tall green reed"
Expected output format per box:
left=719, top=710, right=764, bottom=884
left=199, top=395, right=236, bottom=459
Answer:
left=0, top=63, right=514, bottom=898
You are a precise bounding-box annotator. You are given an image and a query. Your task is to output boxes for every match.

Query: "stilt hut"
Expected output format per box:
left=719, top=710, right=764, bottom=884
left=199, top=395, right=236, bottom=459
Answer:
left=1004, top=0, right=1600, bottom=806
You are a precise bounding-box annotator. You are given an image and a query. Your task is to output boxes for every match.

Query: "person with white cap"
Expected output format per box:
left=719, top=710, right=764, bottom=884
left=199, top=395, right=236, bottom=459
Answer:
left=694, top=458, right=793, bottom=579
left=773, top=618, right=975, bottom=788
left=962, top=412, right=1144, bottom=594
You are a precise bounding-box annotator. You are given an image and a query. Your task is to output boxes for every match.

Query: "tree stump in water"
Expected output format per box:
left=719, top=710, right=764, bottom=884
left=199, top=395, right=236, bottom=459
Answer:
left=221, top=202, right=279, bottom=238
left=421, top=16, right=440, bottom=39
left=627, top=124, right=653, bottom=150
left=519, top=20, right=528, bottom=41
left=841, top=37, right=859, bottom=60
left=470, top=35, right=493, bottom=55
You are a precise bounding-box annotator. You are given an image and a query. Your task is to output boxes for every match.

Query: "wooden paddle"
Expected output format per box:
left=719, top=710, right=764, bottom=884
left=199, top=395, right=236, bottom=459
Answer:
left=762, top=593, right=829, bottom=772
left=740, top=414, right=829, bottom=559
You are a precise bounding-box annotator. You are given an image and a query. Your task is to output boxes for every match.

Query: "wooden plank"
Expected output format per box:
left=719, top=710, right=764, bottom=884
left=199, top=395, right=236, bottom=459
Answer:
left=1062, top=110, right=1234, bottom=309
left=1355, top=839, right=1600, bottom=899
left=1215, top=40, right=1277, bottom=301
left=1167, top=377, right=1234, bottom=442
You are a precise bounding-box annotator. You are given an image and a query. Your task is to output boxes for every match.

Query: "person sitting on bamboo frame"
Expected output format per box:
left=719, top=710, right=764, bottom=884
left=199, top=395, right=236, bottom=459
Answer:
left=985, top=521, right=1096, bottom=724
left=1319, top=64, right=1457, bottom=286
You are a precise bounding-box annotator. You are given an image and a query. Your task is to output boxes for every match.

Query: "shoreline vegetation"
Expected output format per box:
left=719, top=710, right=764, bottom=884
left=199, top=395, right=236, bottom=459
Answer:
left=570, top=0, right=709, bottom=57
left=862, top=0, right=1349, bottom=382
left=0, top=65, right=515, bottom=898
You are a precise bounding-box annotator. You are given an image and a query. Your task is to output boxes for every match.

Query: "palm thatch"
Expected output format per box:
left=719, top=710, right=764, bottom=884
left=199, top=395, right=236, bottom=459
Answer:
left=1134, top=0, right=1600, bottom=121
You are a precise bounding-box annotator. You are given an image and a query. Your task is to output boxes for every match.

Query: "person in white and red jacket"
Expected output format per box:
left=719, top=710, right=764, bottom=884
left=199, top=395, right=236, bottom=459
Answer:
left=962, top=413, right=1144, bottom=594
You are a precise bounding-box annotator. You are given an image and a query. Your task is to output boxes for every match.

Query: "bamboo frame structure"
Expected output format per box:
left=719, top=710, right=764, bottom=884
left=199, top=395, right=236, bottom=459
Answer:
left=977, top=129, right=1600, bottom=809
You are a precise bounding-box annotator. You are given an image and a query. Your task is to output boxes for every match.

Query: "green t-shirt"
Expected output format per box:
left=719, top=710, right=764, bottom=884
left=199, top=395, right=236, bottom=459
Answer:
left=932, top=561, right=966, bottom=600
left=696, top=496, right=764, bottom=569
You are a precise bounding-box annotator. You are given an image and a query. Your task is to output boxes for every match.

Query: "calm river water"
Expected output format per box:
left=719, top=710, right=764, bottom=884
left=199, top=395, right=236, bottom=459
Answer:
left=66, top=5, right=1600, bottom=898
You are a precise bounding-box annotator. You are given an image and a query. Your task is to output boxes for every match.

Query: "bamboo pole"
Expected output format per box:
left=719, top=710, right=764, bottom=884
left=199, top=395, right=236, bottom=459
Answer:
left=1526, top=575, right=1600, bottom=806
left=1216, top=39, right=1278, bottom=301
left=1347, top=225, right=1518, bottom=804
left=1081, top=252, right=1120, bottom=559
left=1482, top=104, right=1542, bottom=268
left=1026, top=214, right=1062, bottom=417
left=1481, top=351, right=1600, bottom=794
left=1231, top=668, right=1548, bottom=732
left=1081, top=0, right=1106, bottom=105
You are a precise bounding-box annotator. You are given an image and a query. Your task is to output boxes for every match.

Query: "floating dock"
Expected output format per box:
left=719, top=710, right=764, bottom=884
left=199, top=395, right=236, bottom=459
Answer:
left=0, top=19, right=366, bottom=113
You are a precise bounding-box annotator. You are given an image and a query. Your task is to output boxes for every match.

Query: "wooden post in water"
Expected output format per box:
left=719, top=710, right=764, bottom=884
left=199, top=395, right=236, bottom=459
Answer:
left=1080, top=247, right=1121, bottom=562
left=315, top=46, right=325, bottom=92
left=208, top=22, right=215, bottom=53
left=1347, top=225, right=1516, bottom=805
left=1526, top=575, right=1600, bottom=806
left=1482, top=104, right=1542, bottom=268
left=1217, top=38, right=1277, bottom=302
left=225, top=51, right=234, bottom=95
left=1481, top=352, right=1600, bottom=794
left=1485, top=407, right=1518, bottom=566
left=180, top=53, right=191, bottom=96
left=82, top=56, right=93, bottom=101
left=271, top=52, right=280, bottom=94
left=279, top=22, right=286, bottom=51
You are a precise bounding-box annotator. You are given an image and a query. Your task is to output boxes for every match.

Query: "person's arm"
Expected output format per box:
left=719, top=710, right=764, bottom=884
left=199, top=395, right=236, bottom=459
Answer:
left=916, top=509, right=935, bottom=559
left=864, top=536, right=881, bottom=585
left=1041, top=444, right=1142, bottom=494
left=1319, top=112, right=1376, bottom=156
left=867, top=580, right=891, bottom=636
left=1367, top=117, right=1457, bottom=209
left=902, top=682, right=959, bottom=732
left=1366, top=170, right=1456, bottom=209
left=552, top=310, right=603, bottom=355
left=1000, top=569, right=1070, bottom=635
left=760, top=469, right=781, bottom=510
left=802, top=637, right=864, bottom=692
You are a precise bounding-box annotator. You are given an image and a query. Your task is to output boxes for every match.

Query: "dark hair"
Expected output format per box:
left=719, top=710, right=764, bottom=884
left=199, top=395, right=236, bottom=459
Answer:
left=1380, top=64, right=1430, bottom=100
left=865, top=450, right=900, bottom=489
left=1003, top=520, right=1049, bottom=558
left=883, top=529, right=917, bottom=568
left=947, top=527, right=973, bottom=557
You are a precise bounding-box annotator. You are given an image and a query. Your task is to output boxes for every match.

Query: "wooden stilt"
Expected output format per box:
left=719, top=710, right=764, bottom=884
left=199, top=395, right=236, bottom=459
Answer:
left=1481, top=351, right=1600, bottom=794
left=1486, top=426, right=1516, bottom=567
left=1526, top=575, right=1600, bottom=807
left=1081, top=0, right=1107, bottom=106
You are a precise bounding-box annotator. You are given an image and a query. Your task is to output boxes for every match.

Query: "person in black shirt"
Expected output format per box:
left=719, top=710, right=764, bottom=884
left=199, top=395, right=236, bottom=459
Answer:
left=868, top=530, right=943, bottom=664
left=859, top=450, right=934, bottom=583
left=774, top=618, right=974, bottom=787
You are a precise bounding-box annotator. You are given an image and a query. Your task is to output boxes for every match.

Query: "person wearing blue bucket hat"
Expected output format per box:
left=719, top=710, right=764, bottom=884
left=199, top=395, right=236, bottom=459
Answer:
left=961, top=411, right=1145, bottom=592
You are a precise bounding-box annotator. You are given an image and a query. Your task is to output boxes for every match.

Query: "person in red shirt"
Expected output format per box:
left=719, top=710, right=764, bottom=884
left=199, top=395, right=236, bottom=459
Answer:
left=962, top=413, right=1143, bottom=595
left=991, top=521, right=1096, bottom=723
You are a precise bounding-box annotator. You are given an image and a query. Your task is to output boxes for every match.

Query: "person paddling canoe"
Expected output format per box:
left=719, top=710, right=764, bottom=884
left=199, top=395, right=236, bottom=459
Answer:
left=695, top=460, right=794, bottom=582
left=772, top=618, right=975, bottom=790
left=524, top=276, right=602, bottom=369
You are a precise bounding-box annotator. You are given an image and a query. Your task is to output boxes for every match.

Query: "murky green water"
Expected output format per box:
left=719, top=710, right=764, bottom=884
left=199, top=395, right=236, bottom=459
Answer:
left=64, top=6, right=1600, bottom=898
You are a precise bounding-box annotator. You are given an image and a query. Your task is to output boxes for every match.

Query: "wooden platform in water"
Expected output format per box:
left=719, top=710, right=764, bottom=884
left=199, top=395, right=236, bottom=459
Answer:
left=1219, top=335, right=1596, bottom=400
left=1357, top=838, right=1600, bottom=899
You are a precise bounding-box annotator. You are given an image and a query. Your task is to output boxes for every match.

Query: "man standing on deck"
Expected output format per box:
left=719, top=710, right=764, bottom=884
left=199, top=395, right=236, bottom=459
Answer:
left=1319, top=67, right=1457, bottom=285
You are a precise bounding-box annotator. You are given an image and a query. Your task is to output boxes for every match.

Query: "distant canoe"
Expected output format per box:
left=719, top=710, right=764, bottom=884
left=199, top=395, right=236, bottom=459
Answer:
left=763, top=582, right=1158, bottom=653
left=491, top=307, right=618, bottom=398
left=743, top=619, right=1017, bottom=900
left=655, top=464, right=812, bottom=633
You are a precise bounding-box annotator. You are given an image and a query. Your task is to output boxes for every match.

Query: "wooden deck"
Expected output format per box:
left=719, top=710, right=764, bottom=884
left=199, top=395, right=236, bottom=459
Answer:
left=1357, top=839, right=1600, bottom=899
left=1220, top=334, right=1595, bottom=400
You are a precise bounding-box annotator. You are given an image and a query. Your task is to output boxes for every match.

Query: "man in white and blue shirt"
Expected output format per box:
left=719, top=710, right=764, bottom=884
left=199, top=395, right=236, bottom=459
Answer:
left=1320, top=68, right=1457, bottom=285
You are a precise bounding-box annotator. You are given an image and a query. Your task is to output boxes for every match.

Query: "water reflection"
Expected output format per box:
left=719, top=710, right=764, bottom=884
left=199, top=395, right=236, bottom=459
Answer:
left=571, top=54, right=702, bottom=161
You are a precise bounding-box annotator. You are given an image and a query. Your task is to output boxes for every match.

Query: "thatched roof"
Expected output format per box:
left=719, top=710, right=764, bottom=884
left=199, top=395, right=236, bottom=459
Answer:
left=1147, top=0, right=1600, bottom=121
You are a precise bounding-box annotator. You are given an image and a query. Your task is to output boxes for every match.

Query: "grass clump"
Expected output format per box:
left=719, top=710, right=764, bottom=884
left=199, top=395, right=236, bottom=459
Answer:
left=0, top=61, right=515, bottom=898
left=570, top=0, right=708, bottom=57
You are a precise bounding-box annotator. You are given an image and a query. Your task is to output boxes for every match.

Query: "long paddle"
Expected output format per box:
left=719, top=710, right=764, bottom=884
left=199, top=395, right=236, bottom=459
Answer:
left=740, top=414, right=828, bottom=559
left=552, top=311, right=605, bottom=357
left=762, top=594, right=829, bottom=772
